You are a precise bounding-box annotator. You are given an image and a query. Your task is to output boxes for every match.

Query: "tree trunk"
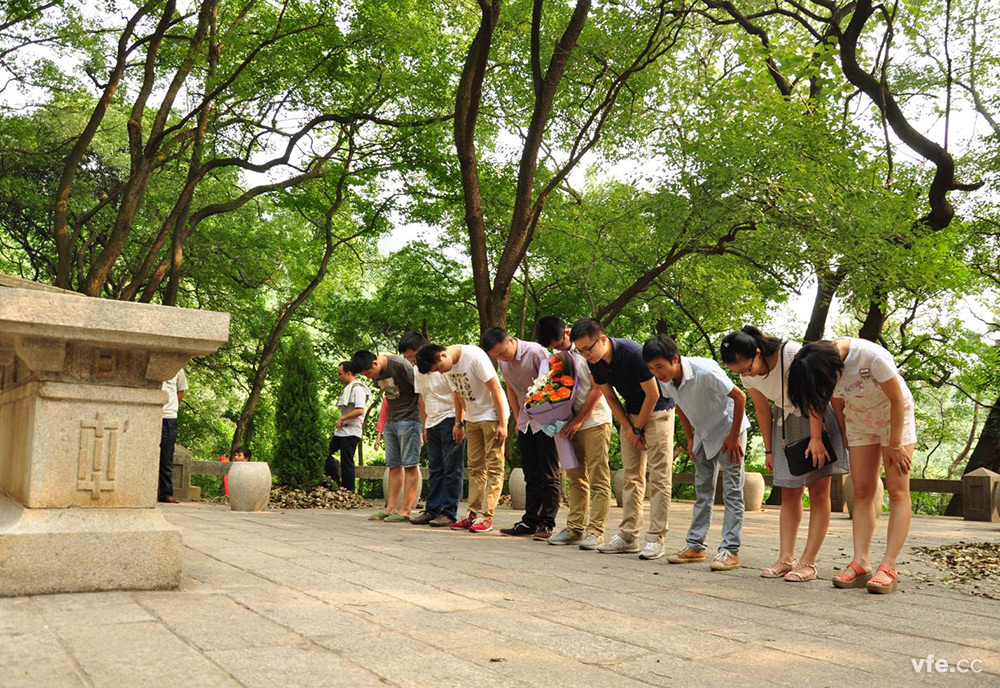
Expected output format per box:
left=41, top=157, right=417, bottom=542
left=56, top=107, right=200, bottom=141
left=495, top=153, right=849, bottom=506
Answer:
left=857, top=299, right=885, bottom=342
left=803, top=267, right=846, bottom=342
left=945, top=395, right=1000, bottom=516
left=52, top=2, right=154, bottom=289
left=455, top=1, right=591, bottom=335
left=231, top=152, right=360, bottom=451
left=453, top=1, right=501, bottom=334
left=81, top=0, right=215, bottom=297
left=837, top=0, right=983, bottom=231
left=947, top=402, right=980, bottom=478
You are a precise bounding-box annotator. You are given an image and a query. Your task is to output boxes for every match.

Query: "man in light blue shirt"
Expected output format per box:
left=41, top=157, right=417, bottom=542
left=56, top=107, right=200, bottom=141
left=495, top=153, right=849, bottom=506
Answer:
left=643, top=335, right=749, bottom=571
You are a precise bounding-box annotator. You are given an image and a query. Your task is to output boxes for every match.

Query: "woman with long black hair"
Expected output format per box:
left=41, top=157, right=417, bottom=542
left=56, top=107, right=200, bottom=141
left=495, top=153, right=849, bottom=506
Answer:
left=721, top=327, right=848, bottom=583
left=786, top=338, right=914, bottom=594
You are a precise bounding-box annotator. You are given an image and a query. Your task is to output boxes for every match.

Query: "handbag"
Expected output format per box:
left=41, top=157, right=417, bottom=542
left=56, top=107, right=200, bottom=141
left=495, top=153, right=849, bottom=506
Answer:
left=780, top=343, right=838, bottom=477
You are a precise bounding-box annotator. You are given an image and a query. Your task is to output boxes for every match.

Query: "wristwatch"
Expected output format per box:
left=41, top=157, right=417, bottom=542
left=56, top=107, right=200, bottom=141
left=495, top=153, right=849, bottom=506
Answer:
left=631, top=425, right=645, bottom=436
left=456, top=421, right=466, bottom=428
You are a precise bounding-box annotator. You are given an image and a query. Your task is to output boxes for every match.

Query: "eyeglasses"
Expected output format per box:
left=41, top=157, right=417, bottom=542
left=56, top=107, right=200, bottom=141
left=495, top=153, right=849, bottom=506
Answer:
left=575, top=337, right=604, bottom=356
left=736, top=353, right=756, bottom=376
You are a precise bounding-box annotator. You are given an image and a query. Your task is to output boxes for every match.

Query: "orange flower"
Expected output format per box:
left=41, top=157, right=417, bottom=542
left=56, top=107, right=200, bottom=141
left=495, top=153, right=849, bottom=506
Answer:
left=558, top=376, right=575, bottom=387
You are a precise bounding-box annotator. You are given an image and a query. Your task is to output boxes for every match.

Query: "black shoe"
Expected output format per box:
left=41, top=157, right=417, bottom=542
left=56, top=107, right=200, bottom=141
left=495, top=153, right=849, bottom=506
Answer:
left=409, top=510, right=436, bottom=525
left=532, top=525, right=553, bottom=541
left=499, top=521, right=535, bottom=536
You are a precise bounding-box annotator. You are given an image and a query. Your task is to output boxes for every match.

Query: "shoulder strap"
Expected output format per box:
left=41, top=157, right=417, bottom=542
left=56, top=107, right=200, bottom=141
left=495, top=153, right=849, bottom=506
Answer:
left=779, top=341, right=787, bottom=443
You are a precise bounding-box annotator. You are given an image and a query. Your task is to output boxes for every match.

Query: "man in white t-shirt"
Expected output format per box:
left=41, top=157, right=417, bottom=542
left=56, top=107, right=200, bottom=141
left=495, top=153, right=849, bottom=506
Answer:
left=159, top=368, right=189, bottom=503
left=534, top=316, right=615, bottom=550
left=398, top=332, right=463, bottom=527
left=416, top=342, right=509, bottom=533
left=327, top=361, right=370, bottom=492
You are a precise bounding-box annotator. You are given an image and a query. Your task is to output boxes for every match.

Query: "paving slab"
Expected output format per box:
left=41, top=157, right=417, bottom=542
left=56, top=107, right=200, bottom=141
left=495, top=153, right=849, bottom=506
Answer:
left=1, top=499, right=997, bottom=686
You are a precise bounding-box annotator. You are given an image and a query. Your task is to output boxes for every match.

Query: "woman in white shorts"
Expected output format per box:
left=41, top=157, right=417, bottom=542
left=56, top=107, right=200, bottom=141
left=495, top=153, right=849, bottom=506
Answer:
left=721, top=327, right=848, bottom=584
left=787, top=338, right=916, bottom=594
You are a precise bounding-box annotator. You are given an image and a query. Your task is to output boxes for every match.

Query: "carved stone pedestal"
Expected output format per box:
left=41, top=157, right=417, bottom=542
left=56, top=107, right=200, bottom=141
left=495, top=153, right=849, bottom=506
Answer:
left=0, top=275, right=228, bottom=596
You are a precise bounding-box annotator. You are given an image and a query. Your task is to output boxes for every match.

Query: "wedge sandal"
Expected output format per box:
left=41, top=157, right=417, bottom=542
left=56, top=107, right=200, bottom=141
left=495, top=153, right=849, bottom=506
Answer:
left=866, top=564, right=899, bottom=594
left=832, top=561, right=872, bottom=589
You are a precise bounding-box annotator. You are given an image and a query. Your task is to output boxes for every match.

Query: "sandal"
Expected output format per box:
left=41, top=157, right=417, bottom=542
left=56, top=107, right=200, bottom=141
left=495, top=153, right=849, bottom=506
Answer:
left=832, top=561, right=872, bottom=589
left=368, top=511, right=390, bottom=521
left=866, top=564, right=899, bottom=594
left=784, top=562, right=818, bottom=583
left=761, top=559, right=796, bottom=579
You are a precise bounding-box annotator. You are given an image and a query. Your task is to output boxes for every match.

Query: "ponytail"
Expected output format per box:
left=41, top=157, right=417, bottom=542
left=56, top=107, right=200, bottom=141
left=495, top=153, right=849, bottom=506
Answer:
left=720, top=325, right=783, bottom=364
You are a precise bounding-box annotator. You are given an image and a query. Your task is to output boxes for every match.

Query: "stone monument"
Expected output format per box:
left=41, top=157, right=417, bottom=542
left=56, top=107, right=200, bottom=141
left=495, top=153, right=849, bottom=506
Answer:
left=0, top=275, right=228, bottom=596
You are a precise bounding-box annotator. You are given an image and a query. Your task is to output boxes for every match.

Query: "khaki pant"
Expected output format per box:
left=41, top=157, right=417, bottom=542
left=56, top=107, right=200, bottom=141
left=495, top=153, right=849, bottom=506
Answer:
left=618, top=408, right=675, bottom=543
left=466, top=420, right=505, bottom=519
left=565, top=423, right=613, bottom=536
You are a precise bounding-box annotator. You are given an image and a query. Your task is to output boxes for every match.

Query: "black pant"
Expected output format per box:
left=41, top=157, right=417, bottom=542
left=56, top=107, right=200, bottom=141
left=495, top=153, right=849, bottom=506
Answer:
left=159, top=418, right=178, bottom=501
left=518, top=428, right=560, bottom=528
left=327, top=434, right=361, bottom=492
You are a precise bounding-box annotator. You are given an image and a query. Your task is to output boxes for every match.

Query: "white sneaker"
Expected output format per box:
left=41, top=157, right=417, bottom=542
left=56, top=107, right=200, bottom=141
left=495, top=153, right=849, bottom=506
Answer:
left=579, top=533, right=602, bottom=550
left=547, top=528, right=583, bottom=546
left=597, top=534, right=641, bottom=554
left=639, top=541, right=665, bottom=560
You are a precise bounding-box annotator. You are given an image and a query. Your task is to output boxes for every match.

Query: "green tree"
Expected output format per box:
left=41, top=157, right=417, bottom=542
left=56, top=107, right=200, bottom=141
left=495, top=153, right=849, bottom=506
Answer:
left=272, top=330, right=325, bottom=489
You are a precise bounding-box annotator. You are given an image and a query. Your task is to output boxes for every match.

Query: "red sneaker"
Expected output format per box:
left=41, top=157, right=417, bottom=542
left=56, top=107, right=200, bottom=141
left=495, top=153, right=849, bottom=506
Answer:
left=450, top=515, right=476, bottom=530
left=469, top=518, right=493, bottom=533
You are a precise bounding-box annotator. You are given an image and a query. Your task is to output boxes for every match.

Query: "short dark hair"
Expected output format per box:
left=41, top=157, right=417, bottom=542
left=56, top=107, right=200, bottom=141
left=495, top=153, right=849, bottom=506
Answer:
left=642, top=334, right=679, bottom=363
left=398, top=331, right=428, bottom=354
left=534, top=316, right=566, bottom=347
left=416, top=344, right=445, bottom=374
left=480, top=327, right=509, bottom=352
left=786, top=341, right=844, bottom=417
left=349, top=350, right=378, bottom=375
left=569, top=317, right=604, bottom=342
left=338, top=360, right=352, bottom=371
left=720, top=326, right=783, bottom=368
left=233, top=446, right=251, bottom=459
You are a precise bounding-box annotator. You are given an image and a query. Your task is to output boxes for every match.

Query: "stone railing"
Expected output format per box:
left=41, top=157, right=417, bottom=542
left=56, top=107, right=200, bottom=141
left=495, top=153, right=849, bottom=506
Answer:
left=174, top=448, right=998, bottom=523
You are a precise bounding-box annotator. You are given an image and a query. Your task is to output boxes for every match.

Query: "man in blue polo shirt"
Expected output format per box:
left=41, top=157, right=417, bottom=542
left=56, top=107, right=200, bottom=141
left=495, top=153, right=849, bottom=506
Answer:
left=643, top=334, right=749, bottom=572
left=569, top=318, right=675, bottom=560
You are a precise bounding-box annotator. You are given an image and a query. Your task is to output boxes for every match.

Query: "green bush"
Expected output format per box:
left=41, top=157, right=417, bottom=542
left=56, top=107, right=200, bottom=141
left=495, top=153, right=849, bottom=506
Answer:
left=192, top=474, right=224, bottom=499
left=911, top=491, right=949, bottom=515
left=272, top=330, right=325, bottom=489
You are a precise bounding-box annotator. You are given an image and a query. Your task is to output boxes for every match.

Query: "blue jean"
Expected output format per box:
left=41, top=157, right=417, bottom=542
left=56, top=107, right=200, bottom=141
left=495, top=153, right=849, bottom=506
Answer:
left=384, top=419, right=422, bottom=467
left=425, top=417, right=464, bottom=520
left=686, top=433, right=747, bottom=553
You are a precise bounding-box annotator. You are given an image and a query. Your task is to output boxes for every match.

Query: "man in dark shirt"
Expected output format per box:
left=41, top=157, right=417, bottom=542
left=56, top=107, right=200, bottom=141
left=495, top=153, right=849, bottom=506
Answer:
left=570, top=318, right=676, bottom=559
left=351, top=350, right=422, bottom=522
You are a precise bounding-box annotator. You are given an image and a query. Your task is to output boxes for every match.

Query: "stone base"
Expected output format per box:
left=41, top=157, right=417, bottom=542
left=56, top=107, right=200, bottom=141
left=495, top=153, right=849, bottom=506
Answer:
left=0, top=493, right=181, bottom=597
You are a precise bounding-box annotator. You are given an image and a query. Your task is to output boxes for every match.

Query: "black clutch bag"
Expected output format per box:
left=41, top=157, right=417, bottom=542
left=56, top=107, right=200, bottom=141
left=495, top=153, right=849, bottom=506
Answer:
left=783, top=432, right=838, bottom=476
left=778, top=342, right=838, bottom=477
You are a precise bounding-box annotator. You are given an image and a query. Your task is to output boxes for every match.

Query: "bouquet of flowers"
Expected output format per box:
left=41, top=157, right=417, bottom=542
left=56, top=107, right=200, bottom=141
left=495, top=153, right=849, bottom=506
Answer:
left=524, top=352, right=579, bottom=469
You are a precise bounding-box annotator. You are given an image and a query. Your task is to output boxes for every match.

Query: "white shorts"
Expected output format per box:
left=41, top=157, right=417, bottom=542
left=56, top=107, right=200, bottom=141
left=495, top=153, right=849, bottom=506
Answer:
left=844, top=391, right=916, bottom=448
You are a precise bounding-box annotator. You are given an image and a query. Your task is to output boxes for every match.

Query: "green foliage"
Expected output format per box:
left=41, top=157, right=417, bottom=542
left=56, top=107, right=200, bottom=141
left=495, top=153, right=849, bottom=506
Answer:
left=191, top=474, right=224, bottom=500
left=272, top=330, right=325, bottom=489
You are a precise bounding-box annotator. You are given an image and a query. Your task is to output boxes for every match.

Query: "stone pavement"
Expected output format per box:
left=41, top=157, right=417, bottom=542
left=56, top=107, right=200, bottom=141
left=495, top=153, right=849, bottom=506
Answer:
left=2, top=500, right=999, bottom=687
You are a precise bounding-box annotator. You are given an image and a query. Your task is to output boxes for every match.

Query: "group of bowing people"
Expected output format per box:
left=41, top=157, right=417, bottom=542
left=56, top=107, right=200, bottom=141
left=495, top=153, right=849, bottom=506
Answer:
left=339, top=317, right=913, bottom=596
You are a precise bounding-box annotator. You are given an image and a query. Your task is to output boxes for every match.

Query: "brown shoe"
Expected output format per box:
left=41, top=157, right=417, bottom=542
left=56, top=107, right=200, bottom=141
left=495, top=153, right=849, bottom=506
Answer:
left=428, top=514, right=456, bottom=527
left=409, top=510, right=436, bottom=525
left=710, top=550, right=740, bottom=571
left=159, top=496, right=180, bottom=504
left=532, top=525, right=553, bottom=541
left=666, top=546, right=707, bottom=564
